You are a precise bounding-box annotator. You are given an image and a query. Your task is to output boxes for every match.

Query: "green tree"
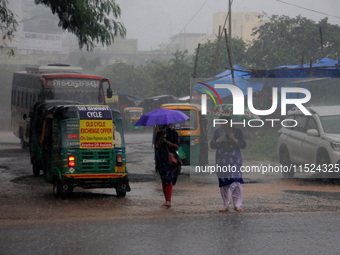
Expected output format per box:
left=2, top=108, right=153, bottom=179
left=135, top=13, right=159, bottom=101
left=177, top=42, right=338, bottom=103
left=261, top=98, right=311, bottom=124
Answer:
left=77, top=56, right=102, bottom=72
left=99, top=63, right=152, bottom=98
left=0, top=0, right=17, bottom=40
left=247, top=15, right=340, bottom=68
left=0, top=0, right=126, bottom=51
left=149, top=50, right=193, bottom=97
left=0, top=0, right=18, bottom=56
left=194, top=36, right=247, bottom=77
left=317, top=18, right=340, bottom=60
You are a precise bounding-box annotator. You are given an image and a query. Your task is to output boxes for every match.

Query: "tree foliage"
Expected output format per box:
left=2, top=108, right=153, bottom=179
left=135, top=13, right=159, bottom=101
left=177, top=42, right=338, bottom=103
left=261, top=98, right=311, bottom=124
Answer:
left=246, top=15, right=340, bottom=68
left=1, top=0, right=125, bottom=51
left=99, top=15, right=340, bottom=100
left=148, top=50, right=193, bottom=97
left=0, top=0, right=17, bottom=40
left=35, top=0, right=126, bottom=51
left=99, top=63, right=152, bottom=98
left=194, top=36, right=247, bottom=77
left=0, top=0, right=18, bottom=56
left=99, top=51, right=193, bottom=98
left=77, top=56, right=102, bottom=72
left=195, top=15, right=340, bottom=71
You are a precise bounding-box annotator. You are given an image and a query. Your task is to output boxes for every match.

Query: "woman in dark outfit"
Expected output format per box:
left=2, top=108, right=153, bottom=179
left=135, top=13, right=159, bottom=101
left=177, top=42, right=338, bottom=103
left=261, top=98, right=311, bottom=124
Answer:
left=210, top=117, right=247, bottom=212
left=155, top=124, right=180, bottom=208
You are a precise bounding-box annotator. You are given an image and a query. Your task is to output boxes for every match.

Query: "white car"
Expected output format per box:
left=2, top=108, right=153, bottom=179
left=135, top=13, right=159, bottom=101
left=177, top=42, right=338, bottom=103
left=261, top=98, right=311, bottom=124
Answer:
left=278, top=105, right=340, bottom=178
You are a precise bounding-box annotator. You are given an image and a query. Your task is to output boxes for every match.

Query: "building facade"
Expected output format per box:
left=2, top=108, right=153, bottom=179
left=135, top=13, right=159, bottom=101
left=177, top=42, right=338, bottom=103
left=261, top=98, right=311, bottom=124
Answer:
left=213, top=12, right=264, bottom=42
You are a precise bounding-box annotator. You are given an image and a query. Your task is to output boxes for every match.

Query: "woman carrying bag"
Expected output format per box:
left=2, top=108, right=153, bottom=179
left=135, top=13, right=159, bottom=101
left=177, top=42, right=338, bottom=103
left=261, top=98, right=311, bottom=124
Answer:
left=155, top=124, right=180, bottom=208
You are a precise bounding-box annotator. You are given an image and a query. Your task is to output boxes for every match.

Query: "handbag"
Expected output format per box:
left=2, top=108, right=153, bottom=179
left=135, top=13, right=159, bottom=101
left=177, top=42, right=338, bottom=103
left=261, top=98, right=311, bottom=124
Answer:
left=168, top=151, right=178, bottom=167
left=167, top=145, right=182, bottom=167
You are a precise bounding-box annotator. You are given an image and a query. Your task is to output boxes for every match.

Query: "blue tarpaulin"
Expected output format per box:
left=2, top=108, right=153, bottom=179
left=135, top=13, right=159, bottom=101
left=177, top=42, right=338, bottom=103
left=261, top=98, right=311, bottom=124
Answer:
left=252, top=58, right=340, bottom=78
left=193, top=65, right=263, bottom=99
left=193, top=58, right=340, bottom=100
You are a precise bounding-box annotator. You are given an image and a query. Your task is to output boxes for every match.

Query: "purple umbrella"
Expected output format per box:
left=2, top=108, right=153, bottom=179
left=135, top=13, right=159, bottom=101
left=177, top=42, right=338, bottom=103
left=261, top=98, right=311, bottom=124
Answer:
left=135, top=108, right=189, bottom=126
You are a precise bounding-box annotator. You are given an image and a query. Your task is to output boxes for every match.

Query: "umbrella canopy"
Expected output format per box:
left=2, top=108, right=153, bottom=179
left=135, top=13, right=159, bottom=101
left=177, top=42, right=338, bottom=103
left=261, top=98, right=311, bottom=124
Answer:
left=135, top=108, right=189, bottom=126
left=209, top=104, right=259, bottom=119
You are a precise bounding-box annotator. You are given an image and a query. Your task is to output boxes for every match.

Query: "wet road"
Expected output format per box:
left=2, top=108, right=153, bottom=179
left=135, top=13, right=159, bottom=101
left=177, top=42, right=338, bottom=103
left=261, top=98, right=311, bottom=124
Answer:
left=0, top=131, right=340, bottom=255
left=1, top=213, right=339, bottom=255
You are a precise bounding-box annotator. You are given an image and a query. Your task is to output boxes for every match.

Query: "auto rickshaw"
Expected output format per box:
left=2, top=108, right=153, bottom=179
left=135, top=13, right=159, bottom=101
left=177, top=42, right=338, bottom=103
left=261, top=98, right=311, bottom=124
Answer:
left=28, top=100, right=81, bottom=177
left=29, top=103, right=130, bottom=198
left=123, top=107, right=144, bottom=131
left=160, top=103, right=208, bottom=166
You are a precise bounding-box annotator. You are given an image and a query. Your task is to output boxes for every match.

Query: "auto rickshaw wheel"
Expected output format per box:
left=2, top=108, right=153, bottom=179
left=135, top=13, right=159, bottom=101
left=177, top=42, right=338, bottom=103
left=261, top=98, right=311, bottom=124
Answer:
left=116, top=190, right=126, bottom=198
left=53, top=179, right=60, bottom=199
left=53, top=179, right=67, bottom=199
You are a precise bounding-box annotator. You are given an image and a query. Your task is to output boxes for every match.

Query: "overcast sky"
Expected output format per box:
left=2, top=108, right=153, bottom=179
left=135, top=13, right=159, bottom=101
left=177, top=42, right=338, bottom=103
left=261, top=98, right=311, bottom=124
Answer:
left=116, top=0, right=340, bottom=51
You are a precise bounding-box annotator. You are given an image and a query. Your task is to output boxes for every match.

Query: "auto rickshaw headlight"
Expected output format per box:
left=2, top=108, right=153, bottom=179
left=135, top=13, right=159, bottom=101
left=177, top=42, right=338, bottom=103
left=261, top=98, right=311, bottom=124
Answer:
left=68, top=155, right=76, bottom=167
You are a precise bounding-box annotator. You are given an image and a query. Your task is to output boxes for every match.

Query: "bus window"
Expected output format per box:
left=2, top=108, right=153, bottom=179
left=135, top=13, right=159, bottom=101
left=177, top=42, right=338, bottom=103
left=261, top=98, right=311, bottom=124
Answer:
left=11, top=90, right=15, bottom=105
left=19, top=91, right=23, bottom=108
left=11, top=66, right=112, bottom=144
left=14, top=90, right=18, bottom=106
left=25, top=92, right=29, bottom=108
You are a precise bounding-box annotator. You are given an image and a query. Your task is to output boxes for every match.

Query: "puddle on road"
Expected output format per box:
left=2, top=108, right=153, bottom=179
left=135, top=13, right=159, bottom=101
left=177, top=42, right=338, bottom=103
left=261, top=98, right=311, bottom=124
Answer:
left=11, top=175, right=50, bottom=186
left=10, top=173, right=158, bottom=187
left=284, top=190, right=340, bottom=200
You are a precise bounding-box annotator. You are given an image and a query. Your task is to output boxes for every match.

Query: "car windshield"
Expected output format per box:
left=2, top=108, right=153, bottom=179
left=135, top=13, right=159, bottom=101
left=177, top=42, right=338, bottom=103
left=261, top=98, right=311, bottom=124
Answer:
left=320, top=115, right=340, bottom=134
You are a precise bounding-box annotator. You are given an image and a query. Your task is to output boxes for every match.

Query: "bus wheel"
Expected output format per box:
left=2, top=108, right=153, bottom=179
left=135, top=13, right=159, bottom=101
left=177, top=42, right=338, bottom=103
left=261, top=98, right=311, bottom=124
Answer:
left=116, top=190, right=126, bottom=198
left=32, top=162, right=40, bottom=177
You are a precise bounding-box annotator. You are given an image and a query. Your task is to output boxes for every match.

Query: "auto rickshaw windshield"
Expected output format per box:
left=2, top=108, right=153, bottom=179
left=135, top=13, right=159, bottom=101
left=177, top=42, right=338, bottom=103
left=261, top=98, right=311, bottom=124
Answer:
left=170, top=109, right=198, bottom=130
left=127, top=110, right=143, bottom=118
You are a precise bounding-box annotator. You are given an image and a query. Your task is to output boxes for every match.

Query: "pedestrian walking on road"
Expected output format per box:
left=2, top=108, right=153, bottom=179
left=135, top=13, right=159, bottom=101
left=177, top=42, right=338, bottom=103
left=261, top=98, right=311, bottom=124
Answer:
left=155, top=124, right=180, bottom=208
left=210, top=117, right=247, bottom=212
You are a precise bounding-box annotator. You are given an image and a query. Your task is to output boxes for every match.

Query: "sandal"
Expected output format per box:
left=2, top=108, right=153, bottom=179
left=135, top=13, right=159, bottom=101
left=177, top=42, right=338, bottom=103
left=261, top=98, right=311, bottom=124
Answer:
left=161, top=203, right=171, bottom=208
left=234, top=206, right=243, bottom=212
left=219, top=207, right=229, bottom=212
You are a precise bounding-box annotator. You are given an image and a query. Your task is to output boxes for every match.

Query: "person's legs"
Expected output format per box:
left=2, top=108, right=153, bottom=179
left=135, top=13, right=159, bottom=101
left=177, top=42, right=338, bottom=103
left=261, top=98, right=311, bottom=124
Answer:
left=230, top=182, right=243, bottom=211
left=162, top=182, right=173, bottom=207
left=219, top=185, right=230, bottom=212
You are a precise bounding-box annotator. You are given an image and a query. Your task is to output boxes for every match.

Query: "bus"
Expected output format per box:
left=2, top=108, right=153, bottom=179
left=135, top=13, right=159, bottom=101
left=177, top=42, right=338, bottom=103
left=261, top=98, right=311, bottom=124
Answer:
left=11, top=64, right=113, bottom=148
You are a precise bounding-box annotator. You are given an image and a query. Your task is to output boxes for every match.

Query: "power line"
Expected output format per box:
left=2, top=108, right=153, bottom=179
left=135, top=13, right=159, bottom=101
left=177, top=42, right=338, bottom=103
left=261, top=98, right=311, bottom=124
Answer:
left=178, top=0, right=210, bottom=35
left=165, top=0, right=210, bottom=50
left=276, top=0, right=340, bottom=20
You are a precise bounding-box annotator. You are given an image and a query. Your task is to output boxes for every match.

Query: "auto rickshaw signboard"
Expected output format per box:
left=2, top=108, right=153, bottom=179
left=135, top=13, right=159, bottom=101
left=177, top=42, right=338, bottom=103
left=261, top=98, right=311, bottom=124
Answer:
left=77, top=105, right=113, bottom=149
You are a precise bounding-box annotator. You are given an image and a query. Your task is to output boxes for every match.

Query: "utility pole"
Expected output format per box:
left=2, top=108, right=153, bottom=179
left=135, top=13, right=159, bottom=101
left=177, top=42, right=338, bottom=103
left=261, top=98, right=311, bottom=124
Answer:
left=319, top=26, right=324, bottom=58
left=228, top=0, right=234, bottom=82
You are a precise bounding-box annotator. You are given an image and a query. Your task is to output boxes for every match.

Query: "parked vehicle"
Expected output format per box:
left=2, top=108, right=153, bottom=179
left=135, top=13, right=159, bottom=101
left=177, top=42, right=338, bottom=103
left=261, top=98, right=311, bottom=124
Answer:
left=11, top=64, right=113, bottom=148
left=123, top=107, right=144, bottom=131
left=278, top=105, right=340, bottom=179
left=29, top=100, right=81, bottom=177
left=29, top=102, right=130, bottom=198
left=160, top=103, right=208, bottom=166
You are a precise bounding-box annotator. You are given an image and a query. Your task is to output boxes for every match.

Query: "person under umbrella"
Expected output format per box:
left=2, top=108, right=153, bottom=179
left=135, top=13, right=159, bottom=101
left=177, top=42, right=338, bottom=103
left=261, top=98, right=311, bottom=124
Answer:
left=210, top=116, right=247, bottom=212
left=135, top=108, right=188, bottom=208
left=154, top=124, right=180, bottom=208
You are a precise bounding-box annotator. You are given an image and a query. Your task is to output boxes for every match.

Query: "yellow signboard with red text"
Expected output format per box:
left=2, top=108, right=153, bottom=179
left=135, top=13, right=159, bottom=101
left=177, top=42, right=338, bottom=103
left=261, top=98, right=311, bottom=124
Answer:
left=77, top=105, right=113, bottom=149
